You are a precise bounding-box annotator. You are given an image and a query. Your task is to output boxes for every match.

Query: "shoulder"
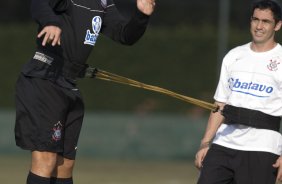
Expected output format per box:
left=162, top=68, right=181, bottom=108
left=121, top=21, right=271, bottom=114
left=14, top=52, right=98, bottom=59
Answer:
left=227, top=43, right=250, bottom=57
left=223, top=43, right=250, bottom=65
left=274, top=43, right=282, bottom=52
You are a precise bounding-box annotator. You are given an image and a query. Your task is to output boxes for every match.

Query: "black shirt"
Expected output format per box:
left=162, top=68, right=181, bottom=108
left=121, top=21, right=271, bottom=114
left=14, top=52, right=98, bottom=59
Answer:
left=22, top=0, right=150, bottom=87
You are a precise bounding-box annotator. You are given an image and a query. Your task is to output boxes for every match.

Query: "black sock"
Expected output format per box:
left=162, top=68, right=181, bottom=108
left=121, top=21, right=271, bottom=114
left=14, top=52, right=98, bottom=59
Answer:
left=26, top=171, right=50, bottom=184
left=50, top=177, right=73, bottom=184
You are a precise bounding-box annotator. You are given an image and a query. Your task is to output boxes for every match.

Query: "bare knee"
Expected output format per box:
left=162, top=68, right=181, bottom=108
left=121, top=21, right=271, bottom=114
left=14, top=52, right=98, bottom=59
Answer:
left=52, top=156, right=75, bottom=178
left=31, top=151, right=58, bottom=177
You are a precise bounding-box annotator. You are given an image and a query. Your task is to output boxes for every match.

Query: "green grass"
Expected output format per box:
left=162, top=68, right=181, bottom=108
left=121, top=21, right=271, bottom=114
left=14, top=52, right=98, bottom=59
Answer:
left=0, top=155, right=199, bottom=184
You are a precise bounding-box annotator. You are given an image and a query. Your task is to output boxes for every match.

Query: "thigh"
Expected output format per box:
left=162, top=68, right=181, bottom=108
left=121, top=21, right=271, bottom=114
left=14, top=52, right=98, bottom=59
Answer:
left=31, top=151, right=58, bottom=177
left=61, top=88, right=84, bottom=160
left=235, top=151, right=278, bottom=184
left=197, top=144, right=235, bottom=184
left=53, top=155, right=76, bottom=178
left=15, top=75, right=69, bottom=153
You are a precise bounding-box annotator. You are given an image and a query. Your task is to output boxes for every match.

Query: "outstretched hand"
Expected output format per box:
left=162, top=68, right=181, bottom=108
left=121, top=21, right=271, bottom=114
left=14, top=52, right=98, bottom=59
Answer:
left=38, top=25, right=62, bottom=46
left=137, top=0, right=156, bottom=16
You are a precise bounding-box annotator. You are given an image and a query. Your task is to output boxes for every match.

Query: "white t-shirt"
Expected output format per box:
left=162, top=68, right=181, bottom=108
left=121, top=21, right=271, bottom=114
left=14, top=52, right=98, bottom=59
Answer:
left=213, top=42, right=282, bottom=155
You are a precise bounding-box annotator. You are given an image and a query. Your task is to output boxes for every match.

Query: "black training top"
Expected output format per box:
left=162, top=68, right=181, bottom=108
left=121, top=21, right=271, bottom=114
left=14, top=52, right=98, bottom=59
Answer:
left=22, top=0, right=150, bottom=86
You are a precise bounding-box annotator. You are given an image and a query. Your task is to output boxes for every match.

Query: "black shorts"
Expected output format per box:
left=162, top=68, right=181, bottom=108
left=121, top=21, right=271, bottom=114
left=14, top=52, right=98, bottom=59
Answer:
left=15, top=74, right=84, bottom=160
left=197, top=144, right=279, bottom=184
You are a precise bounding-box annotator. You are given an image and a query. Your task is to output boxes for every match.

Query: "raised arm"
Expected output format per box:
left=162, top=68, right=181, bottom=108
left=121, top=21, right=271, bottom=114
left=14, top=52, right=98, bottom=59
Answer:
left=101, top=0, right=155, bottom=45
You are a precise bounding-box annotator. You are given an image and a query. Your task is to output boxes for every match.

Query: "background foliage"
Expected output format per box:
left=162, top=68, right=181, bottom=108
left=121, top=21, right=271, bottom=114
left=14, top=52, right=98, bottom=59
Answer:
left=0, top=23, right=251, bottom=113
left=1, top=0, right=279, bottom=113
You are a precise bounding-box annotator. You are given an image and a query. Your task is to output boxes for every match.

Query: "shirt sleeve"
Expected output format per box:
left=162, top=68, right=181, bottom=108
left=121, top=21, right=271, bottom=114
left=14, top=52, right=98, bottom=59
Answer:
left=101, top=1, right=150, bottom=45
left=30, top=0, right=64, bottom=27
left=214, top=54, right=231, bottom=103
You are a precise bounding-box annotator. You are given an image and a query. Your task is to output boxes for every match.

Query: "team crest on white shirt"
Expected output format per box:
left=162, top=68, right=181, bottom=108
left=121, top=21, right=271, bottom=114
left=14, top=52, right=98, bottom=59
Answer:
left=267, top=57, right=280, bottom=71
left=84, top=16, right=102, bottom=46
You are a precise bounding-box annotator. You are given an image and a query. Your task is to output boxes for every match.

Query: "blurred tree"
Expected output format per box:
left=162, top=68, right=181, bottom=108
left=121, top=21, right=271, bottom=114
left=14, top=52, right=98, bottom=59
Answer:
left=0, top=0, right=273, bottom=112
left=0, top=1, right=30, bottom=22
left=0, top=0, right=255, bottom=28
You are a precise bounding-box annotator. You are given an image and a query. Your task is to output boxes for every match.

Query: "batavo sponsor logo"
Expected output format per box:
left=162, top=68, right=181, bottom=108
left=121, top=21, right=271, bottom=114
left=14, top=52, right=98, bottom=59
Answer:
left=84, top=30, right=98, bottom=46
left=228, top=78, right=273, bottom=97
left=84, top=16, right=102, bottom=46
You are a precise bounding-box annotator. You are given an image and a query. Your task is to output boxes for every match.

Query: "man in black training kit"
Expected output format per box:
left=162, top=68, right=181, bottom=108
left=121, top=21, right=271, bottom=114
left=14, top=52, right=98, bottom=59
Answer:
left=15, top=0, right=155, bottom=184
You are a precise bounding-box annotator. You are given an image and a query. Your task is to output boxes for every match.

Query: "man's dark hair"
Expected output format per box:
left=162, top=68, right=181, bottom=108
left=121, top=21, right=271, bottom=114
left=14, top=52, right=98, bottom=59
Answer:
left=251, top=0, right=282, bottom=23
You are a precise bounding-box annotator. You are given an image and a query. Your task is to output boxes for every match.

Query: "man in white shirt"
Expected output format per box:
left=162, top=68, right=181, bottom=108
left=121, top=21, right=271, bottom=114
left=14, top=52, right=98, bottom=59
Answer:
left=195, top=0, right=282, bottom=183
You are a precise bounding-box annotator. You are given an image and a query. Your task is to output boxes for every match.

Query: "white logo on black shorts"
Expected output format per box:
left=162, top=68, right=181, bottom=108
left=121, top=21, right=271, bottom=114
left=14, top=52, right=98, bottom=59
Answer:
left=52, top=121, right=63, bottom=142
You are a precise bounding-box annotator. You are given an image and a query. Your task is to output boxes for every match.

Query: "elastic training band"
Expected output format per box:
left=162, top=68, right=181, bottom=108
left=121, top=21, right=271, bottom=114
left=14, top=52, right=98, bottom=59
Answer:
left=84, top=67, right=219, bottom=112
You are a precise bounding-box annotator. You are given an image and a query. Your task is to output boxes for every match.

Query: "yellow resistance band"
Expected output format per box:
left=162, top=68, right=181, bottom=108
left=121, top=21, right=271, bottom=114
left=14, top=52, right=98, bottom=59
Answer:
left=85, top=67, right=219, bottom=112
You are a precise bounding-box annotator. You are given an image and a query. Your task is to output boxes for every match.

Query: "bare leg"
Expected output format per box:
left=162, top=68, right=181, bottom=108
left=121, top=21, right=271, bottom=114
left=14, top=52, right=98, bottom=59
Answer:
left=52, top=155, right=75, bottom=178
left=30, top=151, right=58, bottom=177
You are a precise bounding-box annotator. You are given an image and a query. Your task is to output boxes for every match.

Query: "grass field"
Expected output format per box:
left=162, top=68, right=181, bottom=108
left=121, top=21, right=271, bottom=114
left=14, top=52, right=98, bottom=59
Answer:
left=1, top=154, right=199, bottom=184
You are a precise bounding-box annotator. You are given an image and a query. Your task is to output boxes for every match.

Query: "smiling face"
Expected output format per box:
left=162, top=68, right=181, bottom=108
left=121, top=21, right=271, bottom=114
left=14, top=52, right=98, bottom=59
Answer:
left=250, top=8, right=282, bottom=48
